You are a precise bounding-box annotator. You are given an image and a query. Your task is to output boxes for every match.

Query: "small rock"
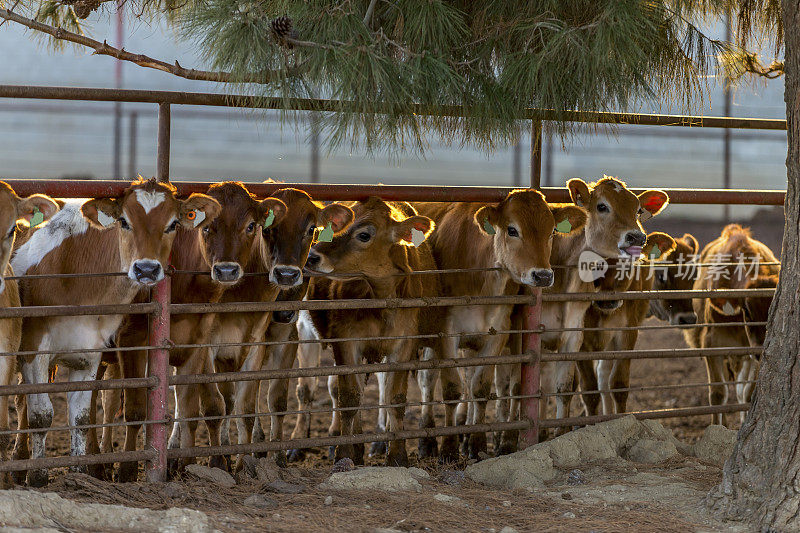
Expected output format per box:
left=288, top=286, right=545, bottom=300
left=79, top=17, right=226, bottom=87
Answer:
left=272, top=513, right=281, bottom=519
left=561, top=492, right=573, bottom=501
left=408, top=467, right=430, bottom=479
left=502, top=500, right=511, bottom=507
left=184, top=464, right=236, bottom=488
left=266, top=479, right=305, bottom=494
left=433, top=493, right=461, bottom=504
left=563, top=512, right=576, bottom=519
left=567, top=469, right=586, bottom=486
left=438, top=470, right=465, bottom=486
left=255, top=457, right=282, bottom=483
left=625, top=439, right=678, bottom=464
left=693, top=425, right=737, bottom=467
left=324, top=495, right=333, bottom=506
left=241, top=455, right=259, bottom=478
left=499, top=528, right=518, bottom=533
left=244, top=494, right=278, bottom=509
left=364, top=504, right=372, bottom=509
left=478, top=452, right=491, bottom=461
left=320, top=467, right=423, bottom=493
left=332, top=458, right=356, bottom=473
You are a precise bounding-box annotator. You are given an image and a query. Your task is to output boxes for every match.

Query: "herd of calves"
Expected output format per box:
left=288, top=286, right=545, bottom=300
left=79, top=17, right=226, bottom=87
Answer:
left=0, top=175, right=779, bottom=486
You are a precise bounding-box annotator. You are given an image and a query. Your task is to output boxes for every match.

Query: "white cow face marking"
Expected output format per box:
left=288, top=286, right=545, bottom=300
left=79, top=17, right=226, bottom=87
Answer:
left=134, top=189, right=166, bottom=214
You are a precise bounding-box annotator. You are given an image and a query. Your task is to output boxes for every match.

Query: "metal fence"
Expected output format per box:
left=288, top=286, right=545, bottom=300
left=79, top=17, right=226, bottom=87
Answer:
left=0, top=85, right=786, bottom=483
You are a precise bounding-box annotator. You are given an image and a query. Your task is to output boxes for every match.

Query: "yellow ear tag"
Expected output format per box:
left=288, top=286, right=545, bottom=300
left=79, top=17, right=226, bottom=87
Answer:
left=555, top=219, right=571, bottom=233
left=30, top=207, right=44, bottom=227
left=483, top=218, right=496, bottom=235
left=263, top=209, right=275, bottom=229
left=649, top=244, right=661, bottom=259
left=318, top=222, right=334, bottom=242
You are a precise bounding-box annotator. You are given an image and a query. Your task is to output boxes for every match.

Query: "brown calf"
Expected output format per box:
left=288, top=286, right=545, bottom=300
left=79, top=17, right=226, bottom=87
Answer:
left=539, top=177, right=668, bottom=437
left=685, top=224, right=779, bottom=426
left=648, top=233, right=700, bottom=326
left=11, top=178, right=220, bottom=486
left=0, top=183, right=59, bottom=486
left=305, top=197, right=441, bottom=466
left=210, top=188, right=352, bottom=471
left=417, top=189, right=587, bottom=458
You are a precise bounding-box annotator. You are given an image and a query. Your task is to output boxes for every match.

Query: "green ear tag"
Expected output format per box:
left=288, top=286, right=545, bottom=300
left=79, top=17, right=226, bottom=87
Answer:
left=318, top=222, right=334, bottom=242
left=649, top=244, right=661, bottom=259
left=555, top=219, right=572, bottom=233
left=30, top=207, right=44, bottom=228
left=483, top=218, right=496, bottom=235
left=263, top=209, right=275, bottom=229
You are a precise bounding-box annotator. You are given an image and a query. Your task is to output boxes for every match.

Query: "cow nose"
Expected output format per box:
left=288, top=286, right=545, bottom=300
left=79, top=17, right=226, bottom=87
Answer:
left=677, top=313, right=697, bottom=325
left=273, top=266, right=302, bottom=287
left=306, top=251, right=321, bottom=269
left=273, top=310, right=298, bottom=323
left=624, top=231, right=646, bottom=247
left=132, top=261, right=162, bottom=284
left=213, top=263, right=241, bottom=283
left=531, top=268, right=554, bottom=287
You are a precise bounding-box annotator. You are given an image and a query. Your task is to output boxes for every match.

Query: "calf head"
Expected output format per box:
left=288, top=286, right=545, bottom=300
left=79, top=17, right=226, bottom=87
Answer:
left=569, top=177, right=668, bottom=259
left=476, top=189, right=586, bottom=287
left=592, top=232, right=676, bottom=312
left=0, top=181, right=59, bottom=293
left=306, top=197, right=427, bottom=278
left=263, top=188, right=353, bottom=289
left=200, top=182, right=287, bottom=285
left=81, top=177, right=221, bottom=286
left=649, top=233, right=699, bottom=325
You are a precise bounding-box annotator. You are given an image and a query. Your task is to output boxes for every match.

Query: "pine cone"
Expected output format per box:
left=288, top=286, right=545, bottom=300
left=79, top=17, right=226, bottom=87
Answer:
left=271, top=15, right=293, bottom=39
left=72, top=0, right=101, bottom=19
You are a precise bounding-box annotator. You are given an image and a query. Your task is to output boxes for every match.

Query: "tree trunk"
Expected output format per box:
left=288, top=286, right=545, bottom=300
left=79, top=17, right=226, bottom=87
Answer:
left=706, top=2, right=800, bottom=529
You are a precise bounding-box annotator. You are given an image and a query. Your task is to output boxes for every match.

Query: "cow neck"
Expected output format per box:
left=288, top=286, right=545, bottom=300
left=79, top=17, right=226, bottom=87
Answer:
left=552, top=226, right=598, bottom=266
left=170, top=228, right=224, bottom=304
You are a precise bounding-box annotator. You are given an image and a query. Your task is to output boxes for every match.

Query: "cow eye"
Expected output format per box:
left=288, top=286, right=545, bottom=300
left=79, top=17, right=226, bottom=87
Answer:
left=119, top=217, right=131, bottom=231
left=164, top=219, right=179, bottom=234
left=246, top=222, right=257, bottom=233
left=356, top=231, right=371, bottom=243
left=307, top=225, right=316, bottom=237
left=507, top=226, right=519, bottom=238
left=597, top=203, right=609, bottom=213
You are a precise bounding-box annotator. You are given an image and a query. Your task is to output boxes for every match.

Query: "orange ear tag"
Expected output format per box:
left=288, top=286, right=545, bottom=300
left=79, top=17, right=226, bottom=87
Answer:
left=188, top=209, right=205, bottom=228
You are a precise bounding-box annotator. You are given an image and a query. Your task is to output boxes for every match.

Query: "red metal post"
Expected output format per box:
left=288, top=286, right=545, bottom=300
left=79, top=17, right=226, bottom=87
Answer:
left=520, top=288, right=542, bottom=447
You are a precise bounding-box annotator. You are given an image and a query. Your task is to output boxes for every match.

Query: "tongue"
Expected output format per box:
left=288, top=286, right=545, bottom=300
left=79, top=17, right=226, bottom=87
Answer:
left=624, top=246, right=642, bottom=257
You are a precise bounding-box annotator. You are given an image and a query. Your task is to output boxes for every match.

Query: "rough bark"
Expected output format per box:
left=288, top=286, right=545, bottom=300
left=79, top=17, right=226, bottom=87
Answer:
left=706, top=2, right=800, bottom=529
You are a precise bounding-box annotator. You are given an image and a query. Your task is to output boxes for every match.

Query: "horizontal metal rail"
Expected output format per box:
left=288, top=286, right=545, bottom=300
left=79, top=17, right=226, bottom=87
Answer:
left=1, top=179, right=786, bottom=205
left=544, top=379, right=757, bottom=398
left=0, top=85, right=787, bottom=131
left=0, top=418, right=169, bottom=436
left=539, top=346, right=760, bottom=362
left=0, top=377, right=157, bottom=396
left=0, top=302, right=157, bottom=319
left=539, top=403, right=749, bottom=429
left=0, top=450, right=155, bottom=473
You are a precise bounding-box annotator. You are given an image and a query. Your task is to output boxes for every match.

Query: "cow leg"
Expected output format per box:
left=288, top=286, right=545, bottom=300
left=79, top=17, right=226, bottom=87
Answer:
left=466, top=364, right=492, bottom=460
left=21, top=353, right=54, bottom=487
left=217, top=380, right=234, bottom=448
left=704, top=354, right=729, bottom=426
left=100, top=362, right=121, bottom=455
left=11, top=391, right=29, bottom=485
left=439, top=366, right=462, bottom=462
left=458, top=359, right=475, bottom=456
left=609, top=331, right=636, bottom=414
left=199, top=381, right=227, bottom=470
left=66, top=359, right=101, bottom=473
left=85, top=363, right=109, bottom=481
left=737, top=355, right=759, bottom=423
left=288, top=340, right=321, bottom=462
left=497, top=363, right=521, bottom=456
left=264, top=341, right=294, bottom=469
left=493, top=357, right=511, bottom=452
left=416, top=348, right=439, bottom=459
left=327, top=374, right=340, bottom=461
left=0, top=354, right=14, bottom=488
left=167, top=385, right=181, bottom=451
left=385, top=368, right=410, bottom=467
left=576, top=359, right=600, bottom=417
left=369, top=370, right=389, bottom=457
left=596, top=360, right=614, bottom=415
left=332, top=344, right=363, bottom=465
left=119, top=350, right=148, bottom=482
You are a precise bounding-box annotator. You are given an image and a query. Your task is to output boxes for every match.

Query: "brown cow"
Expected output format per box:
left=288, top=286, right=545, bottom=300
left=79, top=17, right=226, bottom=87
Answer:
left=0, top=183, right=59, bottom=486
left=577, top=232, right=677, bottom=416
left=304, top=197, right=441, bottom=466
left=685, top=224, right=779, bottom=426
left=107, top=181, right=287, bottom=480
left=416, top=189, right=587, bottom=458
left=210, top=188, right=353, bottom=470
left=10, top=178, right=220, bottom=486
left=648, top=234, right=700, bottom=326
left=538, top=177, right=668, bottom=438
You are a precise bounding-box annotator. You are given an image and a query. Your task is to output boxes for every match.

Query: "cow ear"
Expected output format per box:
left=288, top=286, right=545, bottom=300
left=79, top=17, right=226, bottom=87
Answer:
left=82, top=198, right=122, bottom=230
left=681, top=233, right=699, bottom=255
left=319, top=203, right=354, bottom=235
left=257, top=198, right=288, bottom=229
left=550, top=205, right=587, bottom=235
left=643, top=232, right=677, bottom=261
left=17, top=194, right=59, bottom=227
left=567, top=178, right=591, bottom=207
left=474, top=205, right=499, bottom=235
left=638, top=190, right=669, bottom=219
left=179, top=193, right=221, bottom=229
left=395, top=215, right=434, bottom=247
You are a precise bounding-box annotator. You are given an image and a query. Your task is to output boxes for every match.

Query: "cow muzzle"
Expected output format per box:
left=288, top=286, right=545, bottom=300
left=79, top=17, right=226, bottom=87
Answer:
left=212, top=261, right=243, bottom=284
left=522, top=268, right=554, bottom=288
left=130, top=259, right=163, bottom=285
left=270, top=265, right=303, bottom=288
left=594, top=299, right=623, bottom=311
left=619, top=230, right=646, bottom=257
left=304, top=250, right=334, bottom=275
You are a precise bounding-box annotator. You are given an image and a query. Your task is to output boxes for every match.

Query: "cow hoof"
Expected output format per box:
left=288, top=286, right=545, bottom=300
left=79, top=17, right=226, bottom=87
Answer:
left=418, top=437, right=438, bottom=459
left=27, top=469, right=48, bottom=488
left=468, top=433, right=488, bottom=461
left=439, top=436, right=460, bottom=464
left=273, top=451, right=288, bottom=469
left=496, top=442, right=517, bottom=456
left=286, top=449, right=305, bottom=463
left=369, top=441, right=387, bottom=457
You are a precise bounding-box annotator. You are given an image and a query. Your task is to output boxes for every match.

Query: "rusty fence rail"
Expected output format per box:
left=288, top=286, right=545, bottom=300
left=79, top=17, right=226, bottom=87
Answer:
left=0, top=84, right=785, bottom=482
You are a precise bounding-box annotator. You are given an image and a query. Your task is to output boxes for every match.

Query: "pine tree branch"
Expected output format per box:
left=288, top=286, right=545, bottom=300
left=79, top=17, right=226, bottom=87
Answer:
left=363, top=0, right=378, bottom=28
left=0, top=7, right=298, bottom=84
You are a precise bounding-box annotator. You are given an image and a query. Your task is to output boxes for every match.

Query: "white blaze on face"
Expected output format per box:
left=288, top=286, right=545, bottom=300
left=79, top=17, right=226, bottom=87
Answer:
left=134, top=189, right=166, bottom=214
